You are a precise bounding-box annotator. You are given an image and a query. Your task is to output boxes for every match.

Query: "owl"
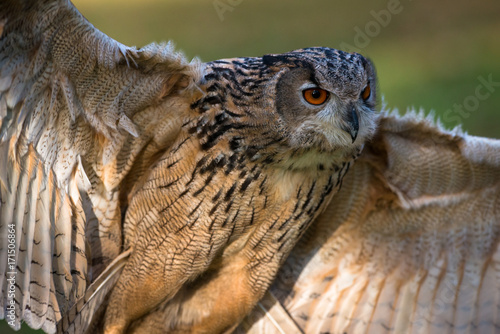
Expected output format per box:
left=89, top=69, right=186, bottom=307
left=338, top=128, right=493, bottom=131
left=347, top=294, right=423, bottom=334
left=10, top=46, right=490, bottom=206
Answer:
left=0, top=0, right=378, bottom=333
left=236, top=111, right=500, bottom=334
left=1, top=1, right=499, bottom=334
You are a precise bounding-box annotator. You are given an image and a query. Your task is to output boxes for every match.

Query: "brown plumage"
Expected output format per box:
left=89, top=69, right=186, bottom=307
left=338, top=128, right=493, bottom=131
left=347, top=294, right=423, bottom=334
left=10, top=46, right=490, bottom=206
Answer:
left=1, top=1, right=499, bottom=334
left=237, top=112, right=500, bottom=333
left=0, top=1, right=378, bottom=333
left=103, top=47, right=376, bottom=333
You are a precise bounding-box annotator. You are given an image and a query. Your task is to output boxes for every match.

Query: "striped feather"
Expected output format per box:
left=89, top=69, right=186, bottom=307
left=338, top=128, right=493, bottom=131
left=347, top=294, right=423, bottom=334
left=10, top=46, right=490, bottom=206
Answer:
left=18, top=150, right=40, bottom=318
left=241, top=110, right=500, bottom=333
left=57, top=249, right=131, bottom=334
left=0, top=0, right=201, bottom=332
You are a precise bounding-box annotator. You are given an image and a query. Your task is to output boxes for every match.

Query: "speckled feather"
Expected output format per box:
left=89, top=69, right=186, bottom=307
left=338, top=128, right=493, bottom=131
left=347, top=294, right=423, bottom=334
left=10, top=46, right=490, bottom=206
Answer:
left=0, top=0, right=201, bottom=333
left=3, top=1, right=499, bottom=334
left=104, top=46, right=376, bottom=334
left=102, top=47, right=376, bottom=333
left=238, top=111, right=500, bottom=334
left=0, top=1, right=378, bottom=333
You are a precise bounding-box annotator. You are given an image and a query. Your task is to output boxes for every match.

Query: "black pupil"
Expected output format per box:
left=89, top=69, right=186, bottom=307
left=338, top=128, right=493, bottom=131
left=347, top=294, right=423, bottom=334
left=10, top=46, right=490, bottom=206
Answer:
left=311, top=89, right=321, bottom=99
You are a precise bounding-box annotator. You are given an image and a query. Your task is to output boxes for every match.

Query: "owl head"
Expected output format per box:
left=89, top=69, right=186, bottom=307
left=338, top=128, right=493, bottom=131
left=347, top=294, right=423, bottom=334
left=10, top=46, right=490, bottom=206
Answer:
left=190, top=47, right=378, bottom=171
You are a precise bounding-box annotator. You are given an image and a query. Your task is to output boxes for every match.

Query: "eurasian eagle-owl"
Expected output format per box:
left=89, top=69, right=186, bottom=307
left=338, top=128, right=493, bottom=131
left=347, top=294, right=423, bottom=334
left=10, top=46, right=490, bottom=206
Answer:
left=1, top=1, right=499, bottom=334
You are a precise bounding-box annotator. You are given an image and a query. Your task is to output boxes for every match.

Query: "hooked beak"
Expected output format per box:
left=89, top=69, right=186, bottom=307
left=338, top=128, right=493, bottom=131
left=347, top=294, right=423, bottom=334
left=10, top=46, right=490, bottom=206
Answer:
left=341, top=105, right=359, bottom=143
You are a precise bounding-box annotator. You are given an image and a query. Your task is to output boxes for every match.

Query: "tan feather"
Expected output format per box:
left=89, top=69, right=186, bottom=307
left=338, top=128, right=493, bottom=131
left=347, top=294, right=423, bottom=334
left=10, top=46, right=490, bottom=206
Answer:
left=241, top=110, right=500, bottom=333
left=57, top=249, right=131, bottom=334
left=257, top=292, right=304, bottom=334
left=0, top=0, right=201, bottom=332
left=2, top=1, right=499, bottom=333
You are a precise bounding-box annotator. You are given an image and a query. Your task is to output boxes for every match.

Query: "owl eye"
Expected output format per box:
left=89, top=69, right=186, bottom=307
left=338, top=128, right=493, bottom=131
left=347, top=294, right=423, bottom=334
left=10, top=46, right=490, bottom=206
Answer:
left=361, top=83, right=371, bottom=101
left=303, top=88, right=329, bottom=105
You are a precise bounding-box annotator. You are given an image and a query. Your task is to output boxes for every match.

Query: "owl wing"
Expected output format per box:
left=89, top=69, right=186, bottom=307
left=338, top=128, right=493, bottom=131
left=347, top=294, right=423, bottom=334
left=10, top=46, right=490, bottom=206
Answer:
left=240, top=111, right=500, bottom=334
left=0, top=1, right=200, bottom=333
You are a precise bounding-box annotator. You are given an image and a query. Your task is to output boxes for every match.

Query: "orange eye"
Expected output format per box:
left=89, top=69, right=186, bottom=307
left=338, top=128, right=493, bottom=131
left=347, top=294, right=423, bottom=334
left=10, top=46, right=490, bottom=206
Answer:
left=361, top=83, right=371, bottom=101
left=303, top=88, right=329, bottom=105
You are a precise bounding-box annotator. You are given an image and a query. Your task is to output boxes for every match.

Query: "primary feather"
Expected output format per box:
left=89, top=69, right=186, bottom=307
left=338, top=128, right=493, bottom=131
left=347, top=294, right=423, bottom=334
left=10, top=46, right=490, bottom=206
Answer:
left=1, top=1, right=499, bottom=334
left=0, top=0, right=201, bottom=332
left=239, top=110, right=500, bottom=334
left=1, top=0, right=377, bottom=333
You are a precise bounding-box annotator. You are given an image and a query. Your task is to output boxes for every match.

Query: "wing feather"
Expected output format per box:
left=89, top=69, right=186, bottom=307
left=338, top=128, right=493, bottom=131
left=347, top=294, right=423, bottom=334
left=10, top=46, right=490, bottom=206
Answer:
left=18, top=150, right=39, bottom=317
left=56, top=249, right=131, bottom=334
left=0, top=0, right=201, bottom=332
left=241, top=110, right=500, bottom=333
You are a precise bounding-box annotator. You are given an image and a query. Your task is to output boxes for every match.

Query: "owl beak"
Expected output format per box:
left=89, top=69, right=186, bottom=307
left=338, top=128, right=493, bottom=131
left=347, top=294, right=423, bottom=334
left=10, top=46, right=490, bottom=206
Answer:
left=342, top=105, right=359, bottom=143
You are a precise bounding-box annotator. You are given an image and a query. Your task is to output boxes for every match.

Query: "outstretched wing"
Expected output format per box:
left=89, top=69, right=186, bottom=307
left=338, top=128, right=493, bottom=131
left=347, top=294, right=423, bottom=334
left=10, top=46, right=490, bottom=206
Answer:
left=240, top=111, right=500, bottom=333
left=0, top=1, right=201, bottom=333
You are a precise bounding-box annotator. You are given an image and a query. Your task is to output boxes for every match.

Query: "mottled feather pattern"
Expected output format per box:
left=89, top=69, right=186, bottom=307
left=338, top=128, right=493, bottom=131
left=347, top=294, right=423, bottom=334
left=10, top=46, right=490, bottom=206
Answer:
left=2, top=0, right=500, bottom=334
left=105, top=48, right=375, bottom=333
left=240, top=111, right=500, bottom=334
left=1, top=0, right=375, bottom=332
left=57, top=249, right=132, bottom=334
left=0, top=144, right=88, bottom=333
left=0, top=0, right=201, bottom=332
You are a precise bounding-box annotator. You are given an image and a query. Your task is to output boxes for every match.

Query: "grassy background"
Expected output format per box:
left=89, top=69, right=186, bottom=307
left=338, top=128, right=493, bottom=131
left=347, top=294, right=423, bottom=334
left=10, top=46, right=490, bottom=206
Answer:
left=67, top=0, right=500, bottom=138
left=2, top=0, right=499, bottom=332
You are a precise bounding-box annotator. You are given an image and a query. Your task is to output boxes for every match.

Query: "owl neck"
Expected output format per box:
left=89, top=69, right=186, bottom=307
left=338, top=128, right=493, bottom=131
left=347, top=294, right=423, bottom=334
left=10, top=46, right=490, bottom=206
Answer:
left=122, top=129, right=355, bottom=263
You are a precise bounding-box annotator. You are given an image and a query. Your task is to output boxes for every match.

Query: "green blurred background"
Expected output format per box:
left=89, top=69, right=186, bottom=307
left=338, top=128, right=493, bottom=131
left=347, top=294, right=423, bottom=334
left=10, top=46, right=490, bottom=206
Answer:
left=2, top=0, right=499, bottom=332
left=69, top=0, right=499, bottom=139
